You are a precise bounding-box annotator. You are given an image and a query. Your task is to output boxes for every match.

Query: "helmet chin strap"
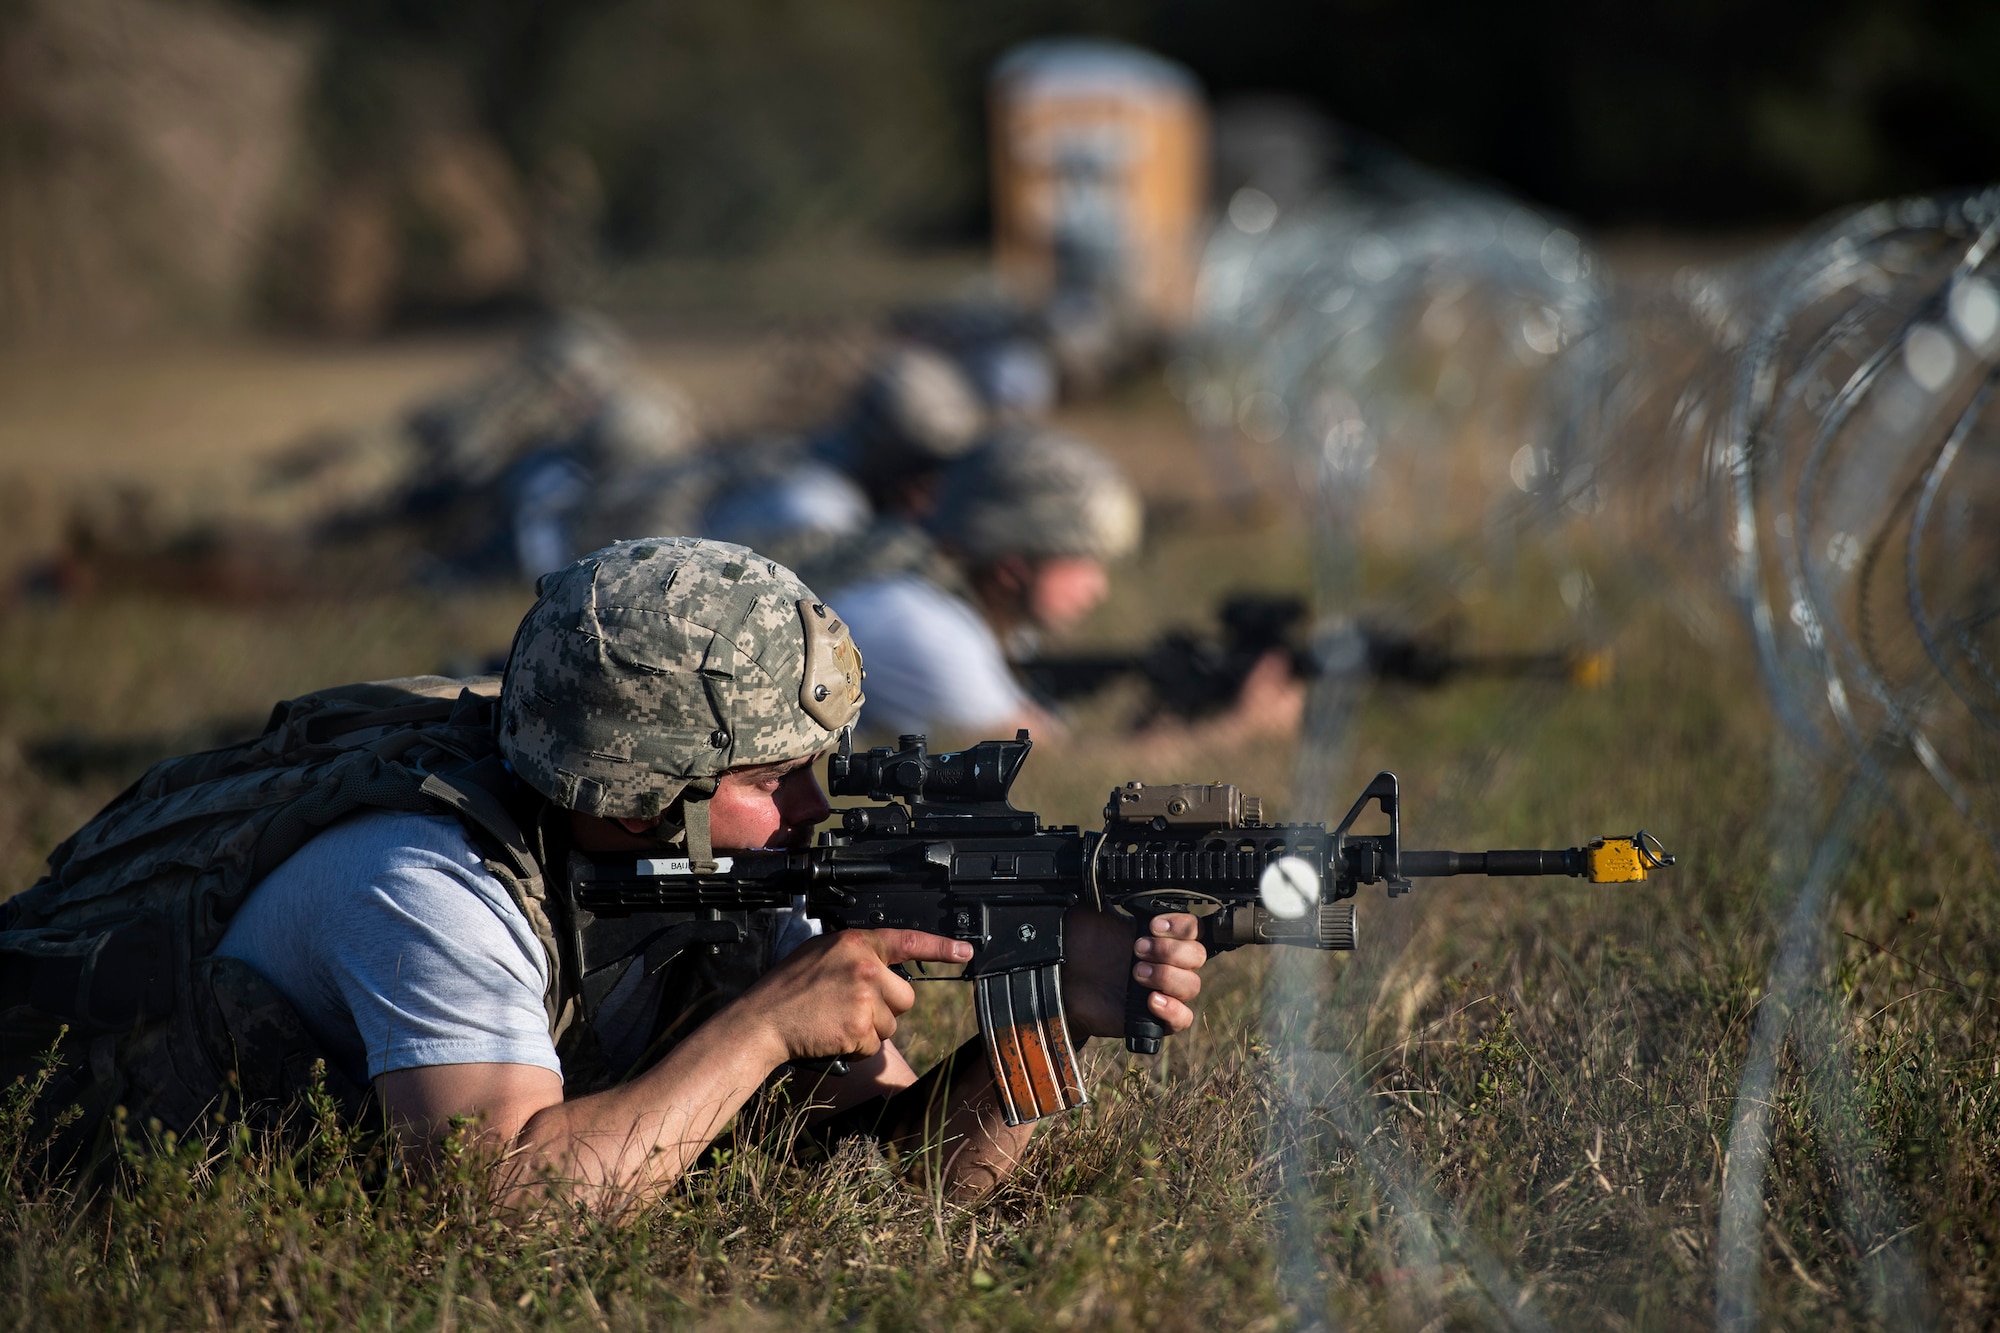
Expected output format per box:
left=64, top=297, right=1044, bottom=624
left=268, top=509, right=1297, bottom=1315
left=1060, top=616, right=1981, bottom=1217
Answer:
left=675, top=777, right=721, bottom=874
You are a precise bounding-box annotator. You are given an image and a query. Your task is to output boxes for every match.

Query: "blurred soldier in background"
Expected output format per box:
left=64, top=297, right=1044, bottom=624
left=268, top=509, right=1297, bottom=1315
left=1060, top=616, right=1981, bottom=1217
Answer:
left=829, top=427, right=1306, bottom=743
left=822, top=428, right=1136, bottom=738
left=571, top=342, right=987, bottom=583
left=39, top=309, right=701, bottom=597
left=810, top=341, right=988, bottom=521
left=888, top=301, right=1061, bottom=422
left=694, top=456, right=874, bottom=574
left=405, top=310, right=698, bottom=581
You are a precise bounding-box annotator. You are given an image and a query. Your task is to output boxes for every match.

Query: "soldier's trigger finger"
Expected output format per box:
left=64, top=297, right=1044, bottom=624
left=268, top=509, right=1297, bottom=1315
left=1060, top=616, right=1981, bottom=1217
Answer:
left=879, top=967, right=918, bottom=1017
left=869, top=929, right=974, bottom=967
left=1149, top=913, right=1201, bottom=939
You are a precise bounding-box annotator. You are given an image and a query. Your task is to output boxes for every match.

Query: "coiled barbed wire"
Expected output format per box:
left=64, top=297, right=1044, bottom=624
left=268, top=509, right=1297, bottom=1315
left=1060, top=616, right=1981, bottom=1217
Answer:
left=1192, top=156, right=2000, bottom=1327
left=1644, top=188, right=2000, bottom=1332
left=1187, top=168, right=1605, bottom=566
left=1711, top=188, right=2000, bottom=835
left=1188, top=165, right=1612, bottom=1331
left=1200, top=171, right=2000, bottom=837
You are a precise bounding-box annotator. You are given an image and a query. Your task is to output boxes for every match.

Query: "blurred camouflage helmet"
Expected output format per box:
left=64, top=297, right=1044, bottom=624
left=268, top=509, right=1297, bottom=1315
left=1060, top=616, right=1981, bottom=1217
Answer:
left=526, top=309, right=629, bottom=393
left=825, top=344, right=986, bottom=484
left=498, top=538, right=864, bottom=822
left=927, top=428, right=1143, bottom=563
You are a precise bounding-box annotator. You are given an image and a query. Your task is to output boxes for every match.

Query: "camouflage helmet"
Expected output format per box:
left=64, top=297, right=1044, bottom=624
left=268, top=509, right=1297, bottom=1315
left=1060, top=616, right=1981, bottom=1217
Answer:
left=825, top=344, right=987, bottom=484
left=927, top=427, right=1143, bottom=563
left=525, top=309, right=629, bottom=394
left=498, top=538, right=864, bottom=820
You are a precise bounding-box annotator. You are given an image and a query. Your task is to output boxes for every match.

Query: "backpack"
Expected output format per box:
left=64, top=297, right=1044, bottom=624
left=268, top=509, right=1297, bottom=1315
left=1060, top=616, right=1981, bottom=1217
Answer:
left=0, top=676, right=572, bottom=1164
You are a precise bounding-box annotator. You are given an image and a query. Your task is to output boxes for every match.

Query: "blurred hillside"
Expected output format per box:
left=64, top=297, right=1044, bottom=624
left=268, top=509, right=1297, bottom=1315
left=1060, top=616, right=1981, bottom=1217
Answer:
left=3, top=0, right=1997, bottom=340
left=0, top=0, right=314, bottom=338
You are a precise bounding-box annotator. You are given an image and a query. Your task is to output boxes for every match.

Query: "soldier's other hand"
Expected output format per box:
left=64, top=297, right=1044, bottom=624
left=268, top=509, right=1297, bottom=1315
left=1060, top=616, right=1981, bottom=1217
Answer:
left=1231, top=649, right=1307, bottom=738
left=1061, top=910, right=1207, bottom=1040
left=741, top=929, right=971, bottom=1065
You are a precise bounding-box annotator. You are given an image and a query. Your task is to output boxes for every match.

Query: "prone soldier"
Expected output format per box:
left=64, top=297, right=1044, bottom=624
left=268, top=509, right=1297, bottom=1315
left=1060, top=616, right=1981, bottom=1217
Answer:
left=0, top=540, right=1209, bottom=1207
left=579, top=344, right=988, bottom=582
left=821, top=427, right=1303, bottom=745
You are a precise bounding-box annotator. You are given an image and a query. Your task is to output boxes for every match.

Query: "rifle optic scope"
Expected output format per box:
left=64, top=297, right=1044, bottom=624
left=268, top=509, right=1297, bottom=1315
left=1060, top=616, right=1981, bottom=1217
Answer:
left=827, top=730, right=1035, bottom=811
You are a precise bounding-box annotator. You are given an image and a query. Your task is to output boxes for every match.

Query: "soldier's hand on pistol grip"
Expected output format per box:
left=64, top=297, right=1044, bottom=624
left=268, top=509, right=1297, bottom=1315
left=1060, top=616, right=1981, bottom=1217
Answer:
left=740, top=929, right=973, bottom=1064
left=1060, top=910, right=1208, bottom=1039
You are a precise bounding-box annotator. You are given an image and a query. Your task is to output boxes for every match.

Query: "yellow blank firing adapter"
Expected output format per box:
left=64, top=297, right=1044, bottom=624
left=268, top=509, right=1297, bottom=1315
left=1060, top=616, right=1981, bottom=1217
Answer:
left=1569, top=647, right=1615, bottom=690
left=1583, top=830, right=1674, bottom=883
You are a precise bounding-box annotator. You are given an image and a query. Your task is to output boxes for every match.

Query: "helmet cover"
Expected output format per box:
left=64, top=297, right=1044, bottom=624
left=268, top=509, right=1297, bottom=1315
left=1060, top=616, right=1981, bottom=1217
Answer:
left=927, top=427, right=1143, bottom=562
left=829, top=345, right=987, bottom=483
left=499, top=537, right=863, bottom=819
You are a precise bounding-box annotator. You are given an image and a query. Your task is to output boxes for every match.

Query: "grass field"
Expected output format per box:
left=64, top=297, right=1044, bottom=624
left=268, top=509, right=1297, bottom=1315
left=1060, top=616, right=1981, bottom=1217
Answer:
left=1, top=336, right=1996, bottom=1330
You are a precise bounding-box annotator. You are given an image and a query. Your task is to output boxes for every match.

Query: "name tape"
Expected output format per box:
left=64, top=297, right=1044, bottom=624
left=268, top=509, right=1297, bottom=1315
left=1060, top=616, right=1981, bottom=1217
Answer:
left=636, top=856, right=737, bottom=877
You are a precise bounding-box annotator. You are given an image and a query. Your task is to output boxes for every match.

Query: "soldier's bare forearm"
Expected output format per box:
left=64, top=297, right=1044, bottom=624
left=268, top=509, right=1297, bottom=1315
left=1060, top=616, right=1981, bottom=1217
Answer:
left=807, top=1037, right=1038, bottom=1198
left=928, top=1059, right=1040, bottom=1199
left=494, top=1005, right=791, bottom=1212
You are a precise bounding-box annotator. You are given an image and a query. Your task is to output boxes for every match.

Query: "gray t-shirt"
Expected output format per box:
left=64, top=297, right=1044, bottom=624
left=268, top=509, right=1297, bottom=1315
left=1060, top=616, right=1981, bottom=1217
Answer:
left=215, top=811, right=562, bottom=1088
left=215, top=810, right=814, bottom=1089
left=830, top=572, right=1030, bottom=736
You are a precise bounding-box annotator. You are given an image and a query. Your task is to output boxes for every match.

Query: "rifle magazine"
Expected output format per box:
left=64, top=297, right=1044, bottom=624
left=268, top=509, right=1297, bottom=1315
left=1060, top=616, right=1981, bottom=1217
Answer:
left=975, top=965, right=1090, bottom=1126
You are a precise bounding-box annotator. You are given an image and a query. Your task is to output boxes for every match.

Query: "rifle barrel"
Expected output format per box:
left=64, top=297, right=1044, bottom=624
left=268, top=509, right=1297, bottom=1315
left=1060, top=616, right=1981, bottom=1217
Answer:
left=1014, top=654, right=1145, bottom=701
left=1399, top=848, right=1584, bottom=878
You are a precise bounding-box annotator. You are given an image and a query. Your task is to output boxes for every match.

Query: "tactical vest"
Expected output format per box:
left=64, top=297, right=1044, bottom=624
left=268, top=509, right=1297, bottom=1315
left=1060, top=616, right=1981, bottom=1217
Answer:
left=0, top=675, right=774, bottom=1166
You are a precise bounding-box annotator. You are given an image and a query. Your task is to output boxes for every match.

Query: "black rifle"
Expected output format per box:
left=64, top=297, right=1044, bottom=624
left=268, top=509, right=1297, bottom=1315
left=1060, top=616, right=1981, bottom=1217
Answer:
left=1016, top=594, right=1609, bottom=723
left=571, top=731, right=1670, bottom=1126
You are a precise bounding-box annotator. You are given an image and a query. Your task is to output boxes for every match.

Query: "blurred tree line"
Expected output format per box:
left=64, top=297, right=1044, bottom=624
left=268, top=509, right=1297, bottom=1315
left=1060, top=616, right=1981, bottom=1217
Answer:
left=3, top=0, right=1995, bottom=338
left=267, top=0, right=1999, bottom=243
left=1147, top=0, right=2000, bottom=225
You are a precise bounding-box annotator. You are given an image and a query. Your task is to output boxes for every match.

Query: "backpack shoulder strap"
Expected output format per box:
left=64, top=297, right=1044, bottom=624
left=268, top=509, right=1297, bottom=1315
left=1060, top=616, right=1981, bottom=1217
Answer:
left=417, top=737, right=574, bottom=1042
left=418, top=762, right=541, bottom=886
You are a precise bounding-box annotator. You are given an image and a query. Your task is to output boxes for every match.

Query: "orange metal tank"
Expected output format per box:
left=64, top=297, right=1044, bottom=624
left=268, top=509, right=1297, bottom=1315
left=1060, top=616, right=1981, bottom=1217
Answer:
left=989, top=40, right=1208, bottom=332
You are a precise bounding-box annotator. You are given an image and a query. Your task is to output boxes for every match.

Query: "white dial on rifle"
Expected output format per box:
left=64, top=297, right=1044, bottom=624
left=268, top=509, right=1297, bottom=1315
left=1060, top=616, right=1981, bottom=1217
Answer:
left=1259, top=856, right=1320, bottom=919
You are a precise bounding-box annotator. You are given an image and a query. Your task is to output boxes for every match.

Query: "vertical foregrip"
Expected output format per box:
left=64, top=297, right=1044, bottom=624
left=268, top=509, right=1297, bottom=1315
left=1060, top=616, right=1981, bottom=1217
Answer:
left=1124, top=908, right=1169, bottom=1054
left=974, top=968, right=1092, bottom=1127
